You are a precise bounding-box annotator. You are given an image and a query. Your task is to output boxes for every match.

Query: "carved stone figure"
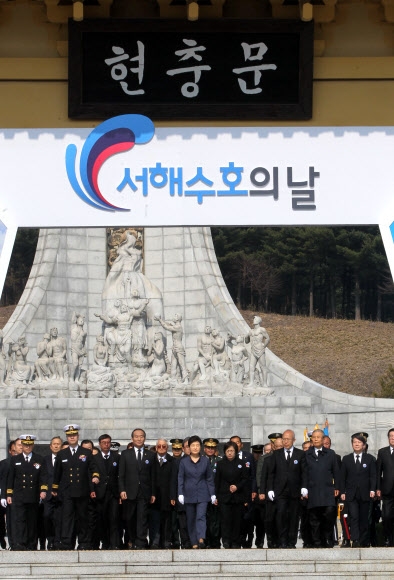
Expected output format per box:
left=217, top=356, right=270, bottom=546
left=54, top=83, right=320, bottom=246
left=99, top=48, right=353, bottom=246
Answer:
left=128, top=288, right=149, bottom=367
left=191, top=326, right=213, bottom=382
left=34, top=333, right=51, bottom=382
left=95, top=303, right=133, bottom=369
left=227, top=334, right=249, bottom=384
left=0, top=329, right=6, bottom=385
left=10, top=336, right=32, bottom=384
left=47, top=327, right=67, bottom=382
left=102, top=230, right=164, bottom=348
left=154, top=314, right=188, bottom=384
left=211, top=329, right=230, bottom=376
left=246, top=316, right=270, bottom=388
left=147, top=331, right=167, bottom=379
left=87, top=336, right=116, bottom=398
left=70, top=312, right=87, bottom=383
left=93, top=334, right=108, bottom=367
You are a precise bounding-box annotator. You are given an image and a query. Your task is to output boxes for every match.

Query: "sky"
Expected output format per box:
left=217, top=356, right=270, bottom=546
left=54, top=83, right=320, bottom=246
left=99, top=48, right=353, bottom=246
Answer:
left=0, top=220, right=6, bottom=258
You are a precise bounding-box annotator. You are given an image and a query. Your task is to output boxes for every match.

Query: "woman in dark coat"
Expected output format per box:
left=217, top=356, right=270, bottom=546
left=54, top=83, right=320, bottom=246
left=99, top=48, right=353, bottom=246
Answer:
left=178, top=435, right=216, bottom=549
left=215, top=441, right=249, bottom=548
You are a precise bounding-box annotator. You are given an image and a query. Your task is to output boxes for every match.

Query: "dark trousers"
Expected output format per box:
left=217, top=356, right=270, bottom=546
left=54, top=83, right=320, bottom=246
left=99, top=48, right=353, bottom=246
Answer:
left=276, top=494, right=300, bottom=547
left=382, top=496, right=394, bottom=544
left=171, top=509, right=191, bottom=548
left=348, top=498, right=371, bottom=545
left=185, top=502, right=208, bottom=546
left=43, top=497, right=61, bottom=548
left=253, top=501, right=266, bottom=547
left=149, top=507, right=172, bottom=548
left=300, top=499, right=313, bottom=546
left=96, top=492, right=120, bottom=549
left=60, top=495, right=90, bottom=549
left=265, top=499, right=278, bottom=547
left=124, top=492, right=149, bottom=548
left=220, top=503, right=242, bottom=547
left=206, top=503, right=221, bottom=548
left=13, top=501, right=39, bottom=549
left=308, top=505, right=337, bottom=547
left=6, top=504, right=16, bottom=549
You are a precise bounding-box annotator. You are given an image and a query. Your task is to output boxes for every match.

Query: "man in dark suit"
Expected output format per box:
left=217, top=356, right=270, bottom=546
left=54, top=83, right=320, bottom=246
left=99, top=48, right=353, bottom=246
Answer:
left=91, top=433, right=120, bottom=550
left=305, top=429, right=340, bottom=548
left=0, top=439, right=21, bottom=550
left=150, top=438, right=173, bottom=549
left=51, top=424, right=99, bottom=550
left=340, top=433, right=376, bottom=547
left=119, top=428, right=156, bottom=550
left=377, top=428, right=394, bottom=546
left=6, top=434, right=48, bottom=550
left=259, top=433, right=282, bottom=549
left=267, top=429, right=307, bottom=548
left=42, top=436, right=62, bottom=550
left=230, top=435, right=256, bottom=548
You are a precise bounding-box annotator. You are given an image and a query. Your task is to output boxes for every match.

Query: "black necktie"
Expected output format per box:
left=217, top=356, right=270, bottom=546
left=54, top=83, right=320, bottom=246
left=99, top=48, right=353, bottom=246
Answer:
left=286, top=450, right=291, bottom=463
left=138, top=449, right=142, bottom=468
left=159, top=457, right=163, bottom=467
left=356, top=454, right=361, bottom=469
left=72, top=448, right=76, bottom=455
left=104, top=455, right=109, bottom=460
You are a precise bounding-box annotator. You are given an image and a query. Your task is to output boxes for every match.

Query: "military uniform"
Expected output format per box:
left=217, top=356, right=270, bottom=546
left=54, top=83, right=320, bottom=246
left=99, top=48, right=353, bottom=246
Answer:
left=51, top=425, right=99, bottom=550
left=6, top=435, right=47, bottom=550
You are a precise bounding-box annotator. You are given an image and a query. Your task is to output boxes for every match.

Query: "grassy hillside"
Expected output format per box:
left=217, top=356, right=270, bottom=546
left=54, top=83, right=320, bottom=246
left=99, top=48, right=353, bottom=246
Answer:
left=241, top=310, right=394, bottom=397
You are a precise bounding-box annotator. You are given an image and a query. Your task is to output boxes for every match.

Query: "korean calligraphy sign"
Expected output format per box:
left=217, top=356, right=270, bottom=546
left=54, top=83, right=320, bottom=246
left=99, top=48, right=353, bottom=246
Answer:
left=68, top=19, right=313, bottom=120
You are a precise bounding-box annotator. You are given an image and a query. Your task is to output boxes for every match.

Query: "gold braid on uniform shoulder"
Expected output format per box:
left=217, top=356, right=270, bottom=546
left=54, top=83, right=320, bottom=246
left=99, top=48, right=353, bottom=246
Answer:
left=92, top=472, right=99, bottom=478
left=41, top=485, right=48, bottom=491
left=52, top=483, right=59, bottom=490
left=6, top=489, right=13, bottom=495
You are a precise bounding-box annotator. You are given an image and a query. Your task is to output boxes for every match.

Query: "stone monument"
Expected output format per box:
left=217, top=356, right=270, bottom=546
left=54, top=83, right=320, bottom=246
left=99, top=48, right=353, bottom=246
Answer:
left=0, top=226, right=393, bottom=459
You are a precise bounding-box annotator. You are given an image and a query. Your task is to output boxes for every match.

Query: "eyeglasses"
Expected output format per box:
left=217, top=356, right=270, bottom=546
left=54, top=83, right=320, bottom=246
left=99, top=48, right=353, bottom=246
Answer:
left=157, top=444, right=167, bottom=449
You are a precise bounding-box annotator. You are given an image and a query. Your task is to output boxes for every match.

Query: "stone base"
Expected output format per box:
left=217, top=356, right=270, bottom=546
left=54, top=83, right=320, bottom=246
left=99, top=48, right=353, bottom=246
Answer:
left=0, top=547, right=392, bottom=579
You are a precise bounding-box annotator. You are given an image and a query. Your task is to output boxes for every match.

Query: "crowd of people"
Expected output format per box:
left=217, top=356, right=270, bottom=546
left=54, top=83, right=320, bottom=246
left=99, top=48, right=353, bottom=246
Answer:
left=0, top=424, right=393, bottom=551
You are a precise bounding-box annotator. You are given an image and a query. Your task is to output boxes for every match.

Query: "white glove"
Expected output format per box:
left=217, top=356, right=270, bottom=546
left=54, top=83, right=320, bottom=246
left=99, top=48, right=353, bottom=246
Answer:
left=1, top=499, right=6, bottom=508
left=178, top=495, right=184, bottom=505
left=301, top=488, right=308, bottom=498
left=268, top=491, right=275, bottom=501
left=211, top=495, right=216, bottom=505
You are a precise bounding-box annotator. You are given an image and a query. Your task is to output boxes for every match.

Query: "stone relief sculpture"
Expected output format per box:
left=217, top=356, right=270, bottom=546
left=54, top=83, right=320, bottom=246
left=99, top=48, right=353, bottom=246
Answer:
left=10, top=336, right=32, bottom=385
left=0, top=330, right=6, bottom=385
left=227, top=334, right=249, bottom=384
left=48, top=327, right=68, bottom=382
left=154, top=314, right=189, bottom=385
left=245, top=315, right=271, bottom=391
left=70, top=313, right=87, bottom=383
left=0, top=233, right=275, bottom=399
left=211, top=329, right=230, bottom=378
left=34, top=333, right=51, bottom=382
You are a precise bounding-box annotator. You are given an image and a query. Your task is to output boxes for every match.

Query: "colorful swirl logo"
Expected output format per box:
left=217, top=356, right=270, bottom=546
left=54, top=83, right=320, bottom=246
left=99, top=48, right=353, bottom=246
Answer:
left=66, top=114, right=155, bottom=212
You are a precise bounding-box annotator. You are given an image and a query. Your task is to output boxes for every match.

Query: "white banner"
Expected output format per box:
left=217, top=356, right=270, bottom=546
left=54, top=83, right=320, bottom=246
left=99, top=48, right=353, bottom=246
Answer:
left=0, top=116, right=393, bottom=287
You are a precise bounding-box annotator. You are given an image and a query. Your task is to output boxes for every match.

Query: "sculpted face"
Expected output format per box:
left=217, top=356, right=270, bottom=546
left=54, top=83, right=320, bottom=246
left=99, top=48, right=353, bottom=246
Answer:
left=51, top=328, right=58, bottom=338
left=253, top=316, right=262, bottom=326
left=120, top=304, right=128, bottom=313
left=205, top=326, right=212, bottom=335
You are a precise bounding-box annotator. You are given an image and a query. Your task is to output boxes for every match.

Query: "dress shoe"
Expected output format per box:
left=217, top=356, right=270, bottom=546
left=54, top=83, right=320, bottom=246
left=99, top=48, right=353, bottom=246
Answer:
left=352, top=540, right=360, bottom=548
left=198, top=541, right=206, bottom=549
left=150, top=544, right=160, bottom=549
left=0, top=538, right=7, bottom=549
left=341, top=540, right=351, bottom=548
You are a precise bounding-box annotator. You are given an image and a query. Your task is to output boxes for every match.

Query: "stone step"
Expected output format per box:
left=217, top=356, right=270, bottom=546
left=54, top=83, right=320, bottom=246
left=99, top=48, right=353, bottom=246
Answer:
left=0, top=547, right=394, bottom=579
